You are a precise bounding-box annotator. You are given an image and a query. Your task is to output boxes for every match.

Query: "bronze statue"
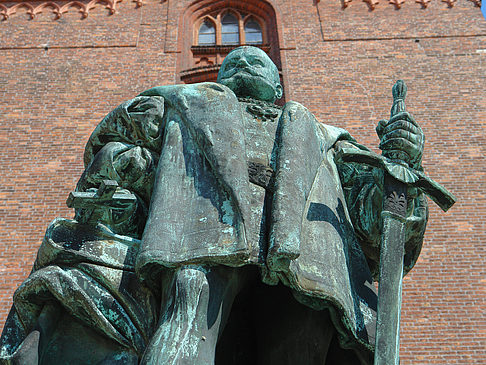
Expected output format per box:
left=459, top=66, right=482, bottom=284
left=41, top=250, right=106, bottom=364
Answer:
left=1, top=46, right=453, bottom=365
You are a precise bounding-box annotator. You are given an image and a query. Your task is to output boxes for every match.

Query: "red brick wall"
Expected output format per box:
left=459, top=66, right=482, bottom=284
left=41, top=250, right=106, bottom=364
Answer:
left=0, top=0, right=485, bottom=363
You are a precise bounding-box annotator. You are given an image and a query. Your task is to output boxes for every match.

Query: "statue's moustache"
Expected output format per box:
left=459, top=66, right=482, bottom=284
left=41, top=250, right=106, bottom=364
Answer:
left=222, top=67, right=259, bottom=79
left=220, top=69, right=274, bottom=89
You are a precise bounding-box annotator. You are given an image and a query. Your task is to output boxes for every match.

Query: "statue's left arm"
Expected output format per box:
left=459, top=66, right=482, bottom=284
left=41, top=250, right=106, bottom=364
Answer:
left=335, top=110, right=428, bottom=280
left=75, top=95, right=165, bottom=237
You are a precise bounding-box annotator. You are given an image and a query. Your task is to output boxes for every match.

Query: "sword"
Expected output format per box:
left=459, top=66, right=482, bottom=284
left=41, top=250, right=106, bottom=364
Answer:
left=336, top=80, right=456, bottom=365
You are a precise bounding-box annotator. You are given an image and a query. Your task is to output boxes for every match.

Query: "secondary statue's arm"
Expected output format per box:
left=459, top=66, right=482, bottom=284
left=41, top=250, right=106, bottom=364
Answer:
left=336, top=110, right=428, bottom=280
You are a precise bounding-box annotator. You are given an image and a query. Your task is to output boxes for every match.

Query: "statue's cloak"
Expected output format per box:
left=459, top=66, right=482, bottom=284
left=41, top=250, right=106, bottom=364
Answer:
left=2, top=81, right=430, bottom=365
left=134, top=83, right=377, bottom=361
left=0, top=219, right=157, bottom=362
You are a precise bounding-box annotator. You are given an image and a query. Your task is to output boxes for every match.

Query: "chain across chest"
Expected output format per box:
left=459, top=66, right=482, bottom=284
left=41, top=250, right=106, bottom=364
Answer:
left=238, top=98, right=282, bottom=190
left=238, top=97, right=282, bottom=123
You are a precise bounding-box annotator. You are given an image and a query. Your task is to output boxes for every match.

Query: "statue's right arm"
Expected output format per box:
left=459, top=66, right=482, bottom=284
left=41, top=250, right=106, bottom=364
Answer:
left=335, top=139, right=429, bottom=280
left=83, top=96, right=165, bottom=166
left=74, top=95, right=166, bottom=238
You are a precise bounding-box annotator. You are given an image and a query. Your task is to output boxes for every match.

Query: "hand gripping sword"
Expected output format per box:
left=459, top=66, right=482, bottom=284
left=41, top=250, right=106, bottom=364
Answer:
left=336, top=80, right=456, bottom=365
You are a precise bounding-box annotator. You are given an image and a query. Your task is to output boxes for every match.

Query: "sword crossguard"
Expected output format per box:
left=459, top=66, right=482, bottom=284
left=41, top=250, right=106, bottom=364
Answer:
left=336, top=147, right=456, bottom=212
left=66, top=180, right=137, bottom=210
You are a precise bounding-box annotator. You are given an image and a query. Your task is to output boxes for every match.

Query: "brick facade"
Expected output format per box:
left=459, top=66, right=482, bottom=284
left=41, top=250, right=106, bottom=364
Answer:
left=0, top=0, right=484, bottom=363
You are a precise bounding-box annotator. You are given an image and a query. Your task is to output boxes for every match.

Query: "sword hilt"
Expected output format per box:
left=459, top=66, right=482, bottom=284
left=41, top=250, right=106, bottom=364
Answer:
left=383, top=80, right=409, bottom=164
left=391, top=79, right=407, bottom=117
left=336, top=147, right=456, bottom=212
left=67, top=180, right=137, bottom=210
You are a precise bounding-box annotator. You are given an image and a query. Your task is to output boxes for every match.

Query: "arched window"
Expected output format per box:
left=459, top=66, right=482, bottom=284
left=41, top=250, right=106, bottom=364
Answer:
left=195, top=11, right=264, bottom=48
left=221, top=13, right=239, bottom=45
left=198, top=19, right=216, bottom=45
left=244, top=18, right=263, bottom=45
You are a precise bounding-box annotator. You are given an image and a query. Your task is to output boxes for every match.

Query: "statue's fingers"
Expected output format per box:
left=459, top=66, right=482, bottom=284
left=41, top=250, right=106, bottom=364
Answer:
left=127, top=96, right=146, bottom=109
left=389, top=111, right=418, bottom=127
left=128, top=96, right=155, bottom=112
left=380, top=137, right=416, bottom=157
left=376, top=119, right=388, bottom=138
left=381, top=129, right=420, bottom=145
left=383, top=120, right=420, bottom=136
left=382, top=149, right=411, bottom=162
left=137, top=100, right=157, bottom=113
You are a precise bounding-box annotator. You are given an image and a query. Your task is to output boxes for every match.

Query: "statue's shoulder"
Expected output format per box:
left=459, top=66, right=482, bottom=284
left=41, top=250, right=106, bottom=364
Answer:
left=139, top=82, right=236, bottom=101
left=281, top=100, right=308, bottom=114
left=282, top=100, right=352, bottom=144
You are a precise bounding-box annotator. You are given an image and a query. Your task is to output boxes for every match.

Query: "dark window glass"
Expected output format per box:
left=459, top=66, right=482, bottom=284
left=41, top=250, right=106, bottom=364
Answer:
left=245, top=18, right=263, bottom=44
left=198, top=19, right=215, bottom=45
left=222, top=13, right=239, bottom=45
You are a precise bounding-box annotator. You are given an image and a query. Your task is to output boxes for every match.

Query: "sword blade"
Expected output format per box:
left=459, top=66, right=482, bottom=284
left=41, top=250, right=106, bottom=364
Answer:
left=374, top=175, right=407, bottom=365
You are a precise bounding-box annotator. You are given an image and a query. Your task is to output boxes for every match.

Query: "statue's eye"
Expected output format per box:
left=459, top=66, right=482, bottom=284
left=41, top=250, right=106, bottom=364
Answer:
left=251, top=59, right=264, bottom=67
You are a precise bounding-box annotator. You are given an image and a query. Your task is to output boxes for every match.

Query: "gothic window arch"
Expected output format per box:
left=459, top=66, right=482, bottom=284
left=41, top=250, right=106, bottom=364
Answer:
left=198, top=18, right=216, bottom=45
left=221, top=12, right=240, bottom=45
left=179, top=0, right=282, bottom=86
left=244, top=17, right=263, bottom=45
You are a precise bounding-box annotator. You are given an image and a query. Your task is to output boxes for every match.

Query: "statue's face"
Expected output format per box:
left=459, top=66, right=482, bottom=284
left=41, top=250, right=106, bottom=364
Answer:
left=217, top=47, right=283, bottom=103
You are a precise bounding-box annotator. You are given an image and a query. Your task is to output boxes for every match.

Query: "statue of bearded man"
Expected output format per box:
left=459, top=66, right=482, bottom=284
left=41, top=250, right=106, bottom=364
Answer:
left=0, top=46, right=428, bottom=365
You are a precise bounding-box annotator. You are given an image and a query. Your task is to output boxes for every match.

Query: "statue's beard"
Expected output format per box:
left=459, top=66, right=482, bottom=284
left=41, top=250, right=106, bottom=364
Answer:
left=219, top=73, right=277, bottom=102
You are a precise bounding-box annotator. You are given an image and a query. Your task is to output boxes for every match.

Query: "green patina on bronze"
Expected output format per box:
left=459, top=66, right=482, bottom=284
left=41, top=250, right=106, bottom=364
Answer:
left=0, top=46, right=454, bottom=365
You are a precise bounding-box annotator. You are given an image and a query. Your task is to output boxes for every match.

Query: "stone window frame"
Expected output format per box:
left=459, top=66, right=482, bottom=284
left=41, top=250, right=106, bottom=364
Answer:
left=198, top=18, right=217, bottom=45
left=194, top=9, right=266, bottom=47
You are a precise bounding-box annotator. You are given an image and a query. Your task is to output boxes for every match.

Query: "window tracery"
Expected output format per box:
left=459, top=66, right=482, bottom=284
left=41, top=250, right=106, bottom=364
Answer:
left=198, top=19, right=216, bottom=45
left=221, top=13, right=240, bottom=45
left=195, top=10, right=264, bottom=47
left=245, top=18, right=263, bottom=45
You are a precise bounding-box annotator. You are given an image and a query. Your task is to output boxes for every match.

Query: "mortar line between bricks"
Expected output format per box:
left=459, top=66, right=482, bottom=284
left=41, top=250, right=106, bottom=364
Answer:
left=321, top=34, right=486, bottom=42
left=0, top=44, right=137, bottom=51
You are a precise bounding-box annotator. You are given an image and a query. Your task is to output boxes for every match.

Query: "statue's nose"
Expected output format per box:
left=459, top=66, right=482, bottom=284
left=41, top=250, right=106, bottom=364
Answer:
left=236, top=58, right=250, bottom=67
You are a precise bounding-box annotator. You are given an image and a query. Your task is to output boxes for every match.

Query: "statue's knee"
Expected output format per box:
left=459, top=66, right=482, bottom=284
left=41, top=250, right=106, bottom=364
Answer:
left=173, top=266, right=209, bottom=297
left=175, top=266, right=208, bottom=281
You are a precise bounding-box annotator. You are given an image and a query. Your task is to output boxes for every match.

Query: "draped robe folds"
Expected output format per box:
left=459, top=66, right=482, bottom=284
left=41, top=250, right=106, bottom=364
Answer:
left=0, top=219, right=157, bottom=364
left=136, top=82, right=383, bottom=360
left=0, top=82, right=428, bottom=364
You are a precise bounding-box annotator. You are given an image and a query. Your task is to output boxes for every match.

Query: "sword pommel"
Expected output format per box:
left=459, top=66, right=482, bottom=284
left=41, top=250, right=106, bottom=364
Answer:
left=391, top=80, right=407, bottom=118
